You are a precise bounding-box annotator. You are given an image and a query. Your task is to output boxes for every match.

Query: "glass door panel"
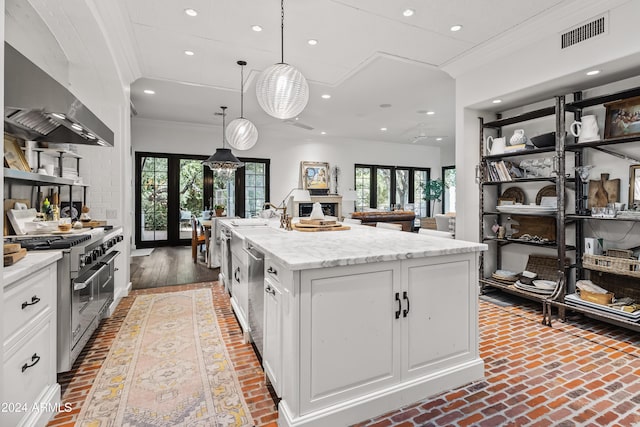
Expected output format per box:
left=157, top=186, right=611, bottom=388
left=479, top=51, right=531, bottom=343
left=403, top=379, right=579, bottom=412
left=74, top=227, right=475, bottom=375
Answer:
left=140, top=157, right=168, bottom=242
left=355, top=167, right=371, bottom=211
left=376, top=168, right=391, bottom=210
left=414, top=170, right=428, bottom=218
left=179, top=159, right=205, bottom=240
left=395, top=169, right=410, bottom=210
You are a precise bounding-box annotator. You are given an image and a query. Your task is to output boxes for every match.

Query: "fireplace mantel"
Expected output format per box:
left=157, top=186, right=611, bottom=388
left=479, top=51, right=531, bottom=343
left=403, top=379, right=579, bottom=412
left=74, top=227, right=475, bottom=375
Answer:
left=291, top=194, right=342, bottom=219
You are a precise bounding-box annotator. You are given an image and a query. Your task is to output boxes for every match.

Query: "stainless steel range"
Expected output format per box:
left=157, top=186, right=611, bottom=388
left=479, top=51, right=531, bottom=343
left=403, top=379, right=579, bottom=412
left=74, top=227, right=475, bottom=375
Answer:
left=9, top=227, right=124, bottom=372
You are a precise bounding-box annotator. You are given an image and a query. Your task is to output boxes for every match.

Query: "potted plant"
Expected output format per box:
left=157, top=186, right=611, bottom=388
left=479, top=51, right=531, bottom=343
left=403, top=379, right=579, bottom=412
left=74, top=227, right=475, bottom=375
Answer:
left=420, top=178, right=444, bottom=225
left=214, top=204, right=225, bottom=217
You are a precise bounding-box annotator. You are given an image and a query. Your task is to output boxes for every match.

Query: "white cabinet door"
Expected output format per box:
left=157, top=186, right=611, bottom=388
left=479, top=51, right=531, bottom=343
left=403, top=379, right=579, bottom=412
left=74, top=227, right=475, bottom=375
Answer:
left=402, top=255, right=475, bottom=380
left=299, top=262, right=401, bottom=414
left=263, top=277, right=282, bottom=397
left=230, top=253, right=250, bottom=335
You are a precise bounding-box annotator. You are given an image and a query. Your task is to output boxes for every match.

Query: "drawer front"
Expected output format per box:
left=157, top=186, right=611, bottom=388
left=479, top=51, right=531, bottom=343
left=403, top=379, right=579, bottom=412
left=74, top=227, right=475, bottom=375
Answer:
left=3, top=318, right=56, bottom=427
left=265, top=258, right=285, bottom=284
left=4, top=265, right=55, bottom=345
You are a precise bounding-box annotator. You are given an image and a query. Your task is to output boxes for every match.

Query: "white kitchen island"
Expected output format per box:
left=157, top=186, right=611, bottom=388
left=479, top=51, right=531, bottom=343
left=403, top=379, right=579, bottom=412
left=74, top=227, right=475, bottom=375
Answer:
left=221, top=220, right=487, bottom=427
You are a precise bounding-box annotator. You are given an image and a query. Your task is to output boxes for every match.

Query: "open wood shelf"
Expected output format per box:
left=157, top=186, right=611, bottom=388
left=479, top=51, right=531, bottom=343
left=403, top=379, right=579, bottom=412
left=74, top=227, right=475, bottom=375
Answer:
left=483, top=106, right=556, bottom=128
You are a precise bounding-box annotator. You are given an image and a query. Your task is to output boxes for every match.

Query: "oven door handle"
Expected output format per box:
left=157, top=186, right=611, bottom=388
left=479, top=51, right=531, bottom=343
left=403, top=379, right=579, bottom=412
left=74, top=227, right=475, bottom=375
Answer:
left=73, top=263, right=108, bottom=291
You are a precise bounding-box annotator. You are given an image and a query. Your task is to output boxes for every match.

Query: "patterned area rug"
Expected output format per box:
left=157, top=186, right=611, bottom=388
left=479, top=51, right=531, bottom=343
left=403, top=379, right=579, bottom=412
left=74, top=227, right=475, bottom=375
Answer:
left=76, top=289, right=253, bottom=427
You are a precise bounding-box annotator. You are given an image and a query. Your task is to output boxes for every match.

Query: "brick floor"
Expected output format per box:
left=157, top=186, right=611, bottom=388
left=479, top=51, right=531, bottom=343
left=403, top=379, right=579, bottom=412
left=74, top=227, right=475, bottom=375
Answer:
left=48, top=286, right=640, bottom=427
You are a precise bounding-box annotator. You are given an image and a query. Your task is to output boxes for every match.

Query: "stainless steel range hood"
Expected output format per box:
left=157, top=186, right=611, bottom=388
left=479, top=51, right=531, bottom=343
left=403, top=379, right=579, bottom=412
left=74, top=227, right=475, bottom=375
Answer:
left=4, top=43, right=114, bottom=147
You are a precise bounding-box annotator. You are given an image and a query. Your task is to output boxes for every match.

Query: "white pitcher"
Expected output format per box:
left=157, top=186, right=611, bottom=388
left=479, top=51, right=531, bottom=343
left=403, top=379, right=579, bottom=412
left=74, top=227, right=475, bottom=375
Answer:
left=486, top=136, right=506, bottom=155
left=509, top=129, right=528, bottom=146
left=570, top=115, right=600, bottom=143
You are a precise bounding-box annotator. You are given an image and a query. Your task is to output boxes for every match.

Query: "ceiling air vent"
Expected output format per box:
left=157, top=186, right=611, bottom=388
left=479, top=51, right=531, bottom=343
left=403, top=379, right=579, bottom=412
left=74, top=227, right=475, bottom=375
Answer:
left=561, top=15, right=607, bottom=49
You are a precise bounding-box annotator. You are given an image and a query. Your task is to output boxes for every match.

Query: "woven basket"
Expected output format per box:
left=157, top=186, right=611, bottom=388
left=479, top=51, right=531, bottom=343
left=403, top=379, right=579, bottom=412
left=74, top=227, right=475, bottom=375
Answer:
left=588, top=271, right=640, bottom=302
left=420, top=217, right=437, bottom=230
left=583, top=254, right=640, bottom=278
left=605, top=248, right=633, bottom=259
left=525, top=254, right=568, bottom=281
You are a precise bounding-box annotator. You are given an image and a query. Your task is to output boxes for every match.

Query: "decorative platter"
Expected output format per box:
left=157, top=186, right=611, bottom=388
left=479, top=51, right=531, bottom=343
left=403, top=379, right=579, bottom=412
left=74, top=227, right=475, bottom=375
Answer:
left=535, top=185, right=557, bottom=205
left=500, top=187, right=526, bottom=204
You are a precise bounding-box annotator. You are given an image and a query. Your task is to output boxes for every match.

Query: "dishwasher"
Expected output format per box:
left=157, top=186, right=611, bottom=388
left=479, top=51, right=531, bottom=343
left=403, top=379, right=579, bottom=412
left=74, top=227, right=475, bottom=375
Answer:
left=244, top=243, right=265, bottom=359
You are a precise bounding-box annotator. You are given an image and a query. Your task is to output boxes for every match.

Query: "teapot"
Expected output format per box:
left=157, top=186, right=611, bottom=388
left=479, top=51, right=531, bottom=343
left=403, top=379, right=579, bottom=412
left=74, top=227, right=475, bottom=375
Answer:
left=485, top=136, right=506, bottom=155
left=509, top=129, right=528, bottom=146
left=570, top=114, right=600, bottom=143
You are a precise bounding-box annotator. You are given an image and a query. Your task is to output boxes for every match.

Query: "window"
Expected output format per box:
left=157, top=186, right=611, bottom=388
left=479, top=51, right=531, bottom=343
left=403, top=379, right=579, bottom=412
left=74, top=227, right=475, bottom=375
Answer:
left=355, top=164, right=431, bottom=215
left=442, top=166, right=456, bottom=213
left=235, top=158, right=270, bottom=218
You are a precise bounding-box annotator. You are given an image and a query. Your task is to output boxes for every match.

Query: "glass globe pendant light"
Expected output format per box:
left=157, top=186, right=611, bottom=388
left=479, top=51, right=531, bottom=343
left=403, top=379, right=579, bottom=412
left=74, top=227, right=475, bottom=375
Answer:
left=255, top=0, right=309, bottom=120
left=203, top=106, right=244, bottom=180
left=226, top=60, right=259, bottom=150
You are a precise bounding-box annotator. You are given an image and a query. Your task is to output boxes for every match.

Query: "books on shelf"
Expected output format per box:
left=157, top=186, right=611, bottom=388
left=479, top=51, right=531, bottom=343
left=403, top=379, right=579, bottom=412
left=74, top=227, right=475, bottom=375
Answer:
left=485, top=161, right=523, bottom=182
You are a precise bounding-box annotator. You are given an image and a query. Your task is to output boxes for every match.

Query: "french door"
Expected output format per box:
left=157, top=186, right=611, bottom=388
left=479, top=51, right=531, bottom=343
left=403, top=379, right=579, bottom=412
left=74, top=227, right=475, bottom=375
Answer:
left=135, top=153, right=212, bottom=248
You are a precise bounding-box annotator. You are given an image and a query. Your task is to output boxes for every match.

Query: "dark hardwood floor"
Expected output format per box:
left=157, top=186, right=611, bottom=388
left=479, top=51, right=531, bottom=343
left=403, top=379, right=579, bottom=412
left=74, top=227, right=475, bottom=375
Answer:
left=130, top=246, right=219, bottom=290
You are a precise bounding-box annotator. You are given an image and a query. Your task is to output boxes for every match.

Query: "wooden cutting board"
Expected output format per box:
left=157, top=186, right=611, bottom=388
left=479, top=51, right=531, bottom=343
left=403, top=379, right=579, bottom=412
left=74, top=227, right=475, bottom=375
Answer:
left=4, top=243, right=21, bottom=254
left=4, top=199, right=30, bottom=235
left=292, top=223, right=350, bottom=232
left=588, top=173, right=620, bottom=208
left=510, top=215, right=556, bottom=241
left=4, top=248, right=27, bottom=266
left=80, top=220, right=107, bottom=228
left=299, top=218, right=337, bottom=226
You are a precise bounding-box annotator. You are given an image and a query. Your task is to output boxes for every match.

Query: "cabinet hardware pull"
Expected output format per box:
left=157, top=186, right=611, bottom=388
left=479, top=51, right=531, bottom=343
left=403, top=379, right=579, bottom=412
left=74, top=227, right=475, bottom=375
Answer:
left=21, top=353, right=41, bottom=372
left=234, top=267, right=240, bottom=282
left=395, top=292, right=401, bottom=319
left=265, top=286, right=276, bottom=295
left=21, top=295, right=41, bottom=310
left=403, top=291, right=410, bottom=317
left=475, top=165, right=480, bottom=184
left=267, top=266, right=278, bottom=276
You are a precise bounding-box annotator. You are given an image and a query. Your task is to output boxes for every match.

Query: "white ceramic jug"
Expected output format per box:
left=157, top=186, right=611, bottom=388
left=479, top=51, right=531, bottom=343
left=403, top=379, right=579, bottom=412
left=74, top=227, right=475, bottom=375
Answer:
left=510, top=129, right=528, bottom=146
left=486, top=136, right=506, bottom=155
left=570, top=115, right=600, bottom=143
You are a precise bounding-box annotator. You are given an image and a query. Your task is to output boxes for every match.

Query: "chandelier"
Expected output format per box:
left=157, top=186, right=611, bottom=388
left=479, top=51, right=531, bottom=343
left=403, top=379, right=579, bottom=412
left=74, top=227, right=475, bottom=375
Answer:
left=203, top=106, right=244, bottom=180
left=255, top=0, right=309, bottom=119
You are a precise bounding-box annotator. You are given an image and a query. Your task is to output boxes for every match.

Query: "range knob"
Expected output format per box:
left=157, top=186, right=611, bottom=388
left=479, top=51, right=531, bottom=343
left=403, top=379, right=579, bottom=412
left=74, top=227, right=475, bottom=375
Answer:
left=79, top=255, right=86, bottom=269
left=84, top=254, right=93, bottom=265
left=116, top=235, right=123, bottom=242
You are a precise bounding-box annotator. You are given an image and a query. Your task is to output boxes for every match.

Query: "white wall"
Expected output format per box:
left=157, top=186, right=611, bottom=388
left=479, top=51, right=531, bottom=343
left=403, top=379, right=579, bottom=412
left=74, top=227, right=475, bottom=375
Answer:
left=5, top=0, right=133, bottom=299
left=133, top=117, right=443, bottom=213
left=454, top=0, right=640, bottom=243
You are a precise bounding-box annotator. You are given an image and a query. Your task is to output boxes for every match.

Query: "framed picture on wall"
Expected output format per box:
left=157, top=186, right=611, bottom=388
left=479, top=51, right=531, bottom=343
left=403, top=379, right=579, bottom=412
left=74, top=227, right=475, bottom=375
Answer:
left=300, top=161, right=330, bottom=194
left=604, top=95, right=640, bottom=139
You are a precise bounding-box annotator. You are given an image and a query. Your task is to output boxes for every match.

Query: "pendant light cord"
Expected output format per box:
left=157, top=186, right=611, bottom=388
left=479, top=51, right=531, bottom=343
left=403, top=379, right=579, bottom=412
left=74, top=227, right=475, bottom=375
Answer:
left=240, top=64, right=244, bottom=118
left=280, top=0, right=285, bottom=64
left=221, top=107, right=227, bottom=148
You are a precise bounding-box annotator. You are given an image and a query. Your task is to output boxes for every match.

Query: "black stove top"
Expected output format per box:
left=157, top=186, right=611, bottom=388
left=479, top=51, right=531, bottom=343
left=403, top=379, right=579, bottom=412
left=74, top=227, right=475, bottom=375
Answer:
left=16, top=234, right=92, bottom=250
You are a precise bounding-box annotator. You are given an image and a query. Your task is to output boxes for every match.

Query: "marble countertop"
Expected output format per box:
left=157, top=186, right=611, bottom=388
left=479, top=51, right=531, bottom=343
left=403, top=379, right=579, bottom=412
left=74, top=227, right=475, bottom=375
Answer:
left=3, top=251, right=62, bottom=287
left=220, top=219, right=486, bottom=270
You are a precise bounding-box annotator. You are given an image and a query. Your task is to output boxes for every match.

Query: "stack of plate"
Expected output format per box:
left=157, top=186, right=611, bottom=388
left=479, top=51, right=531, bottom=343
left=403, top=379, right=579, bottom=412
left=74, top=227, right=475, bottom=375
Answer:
left=514, top=279, right=557, bottom=295
left=565, top=293, right=640, bottom=322
left=492, top=270, right=518, bottom=282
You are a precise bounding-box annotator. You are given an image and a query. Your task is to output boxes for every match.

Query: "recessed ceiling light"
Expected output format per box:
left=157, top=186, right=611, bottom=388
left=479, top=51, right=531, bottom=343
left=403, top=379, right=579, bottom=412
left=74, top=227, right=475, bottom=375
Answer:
left=308, top=39, right=318, bottom=46
left=492, top=99, right=502, bottom=104
left=321, top=94, right=331, bottom=99
left=426, top=111, right=435, bottom=115
left=380, top=127, right=387, bottom=131
left=450, top=24, right=463, bottom=32
left=403, top=9, right=415, bottom=17
left=184, top=50, right=195, bottom=56
left=379, top=103, right=392, bottom=108
left=252, top=25, right=263, bottom=32
left=321, top=131, right=327, bottom=135
left=184, top=8, right=198, bottom=17
left=143, top=89, right=155, bottom=95
left=586, top=69, right=600, bottom=76
left=436, top=137, right=443, bottom=141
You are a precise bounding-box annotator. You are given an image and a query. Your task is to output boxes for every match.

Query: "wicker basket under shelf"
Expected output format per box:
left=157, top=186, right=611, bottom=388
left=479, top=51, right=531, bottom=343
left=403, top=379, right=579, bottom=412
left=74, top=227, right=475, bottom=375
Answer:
left=605, top=248, right=634, bottom=259
left=583, top=254, right=640, bottom=278
left=525, top=254, right=568, bottom=281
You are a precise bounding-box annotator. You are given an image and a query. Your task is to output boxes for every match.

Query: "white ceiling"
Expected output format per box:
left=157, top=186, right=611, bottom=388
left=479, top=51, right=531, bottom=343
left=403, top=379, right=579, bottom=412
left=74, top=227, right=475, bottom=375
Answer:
left=121, top=0, right=572, bottom=147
